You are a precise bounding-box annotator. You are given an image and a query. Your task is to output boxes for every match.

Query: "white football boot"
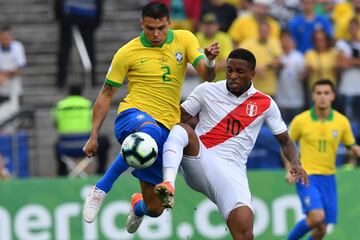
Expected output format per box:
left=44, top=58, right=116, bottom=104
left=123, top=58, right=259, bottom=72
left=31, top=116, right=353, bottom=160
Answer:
left=126, top=193, right=145, bottom=233
left=83, top=186, right=107, bottom=223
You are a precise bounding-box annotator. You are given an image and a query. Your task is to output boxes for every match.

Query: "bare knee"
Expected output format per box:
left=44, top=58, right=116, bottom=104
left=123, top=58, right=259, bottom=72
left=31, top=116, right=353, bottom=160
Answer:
left=307, top=210, right=325, bottom=227
left=227, top=206, right=254, bottom=240
left=232, top=231, right=253, bottom=240
left=311, top=224, right=327, bottom=240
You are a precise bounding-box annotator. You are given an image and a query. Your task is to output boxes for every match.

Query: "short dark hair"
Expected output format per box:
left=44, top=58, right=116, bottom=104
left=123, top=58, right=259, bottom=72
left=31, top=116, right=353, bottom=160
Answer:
left=312, top=79, right=335, bottom=92
left=312, top=29, right=332, bottom=49
left=227, top=48, right=256, bottom=70
left=0, top=25, right=11, bottom=32
left=142, top=1, right=169, bottom=19
left=280, top=29, right=292, bottom=38
left=69, top=85, right=82, bottom=95
left=349, top=17, right=360, bottom=26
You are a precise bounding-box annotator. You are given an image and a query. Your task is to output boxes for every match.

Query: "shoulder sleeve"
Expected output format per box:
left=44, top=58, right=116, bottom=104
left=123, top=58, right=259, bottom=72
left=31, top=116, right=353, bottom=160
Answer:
left=304, top=50, right=315, bottom=67
left=341, top=116, right=355, bottom=147
left=181, top=30, right=205, bottom=68
left=181, top=82, right=207, bottom=117
left=289, top=115, right=301, bottom=141
left=265, top=98, right=287, bottom=135
left=298, top=52, right=305, bottom=67
left=15, top=42, right=26, bottom=67
left=335, top=40, right=351, bottom=57
left=105, top=46, right=130, bottom=87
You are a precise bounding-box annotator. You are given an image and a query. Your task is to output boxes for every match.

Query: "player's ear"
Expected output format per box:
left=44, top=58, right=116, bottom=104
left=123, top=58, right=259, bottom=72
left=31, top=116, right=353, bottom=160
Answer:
left=250, top=70, right=255, bottom=79
left=167, top=18, right=172, bottom=27
left=330, top=91, right=336, bottom=101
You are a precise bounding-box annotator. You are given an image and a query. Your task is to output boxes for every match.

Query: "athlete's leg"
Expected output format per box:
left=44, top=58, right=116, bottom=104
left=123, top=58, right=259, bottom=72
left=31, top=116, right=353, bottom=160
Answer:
left=155, top=123, right=199, bottom=208
left=84, top=109, right=163, bottom=223
left=288, top=176, right=325, bottom=240
left=227, top=206, right=254, bottom=240
left=308, top=223, right=327, bottom=240
left=96, top=121, right=162, bottom=192
left=126, top=180, right=165, bottom=233
left=162, top=123, right=199, bottom=186
left=139, top=181, right=164, bottom=217
left=288, top=209, right=325, bottom=240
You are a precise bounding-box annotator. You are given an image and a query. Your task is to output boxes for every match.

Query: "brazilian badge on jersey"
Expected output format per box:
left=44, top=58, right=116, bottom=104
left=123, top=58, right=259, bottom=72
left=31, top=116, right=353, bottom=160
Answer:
left=175, top=51, right=183, bottom=62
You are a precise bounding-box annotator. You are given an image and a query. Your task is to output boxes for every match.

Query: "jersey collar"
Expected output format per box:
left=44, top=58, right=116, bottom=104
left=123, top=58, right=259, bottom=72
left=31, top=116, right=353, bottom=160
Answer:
left=310, top=107, right=334, bottom=121
left=140, top=29, right=174, bottom=48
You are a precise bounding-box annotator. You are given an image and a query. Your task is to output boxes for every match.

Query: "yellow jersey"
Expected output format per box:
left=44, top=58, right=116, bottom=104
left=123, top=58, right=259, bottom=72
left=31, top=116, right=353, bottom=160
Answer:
left=105, top=29, right=205, bottom=129
left=228, top=14, right=280, bottom=44
left=196, top=31, right=233, bottom=81
left=332, top=2, right=360, bottom=40
left=240, top=38, right=282, bottom=96
left=304, top=48, right=338, bottom=90
left=289, top=108, right=355, bottom=175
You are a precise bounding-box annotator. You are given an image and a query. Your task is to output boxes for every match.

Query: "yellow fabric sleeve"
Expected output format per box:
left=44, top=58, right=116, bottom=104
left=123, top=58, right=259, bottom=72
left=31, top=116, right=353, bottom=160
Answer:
left=289, top=116, right=301, bottom=142
left=342, top=117, right=356, bottom=147
left=181, top=30, right=205, bottom=67
left=105, top=46, right=129, bottom=85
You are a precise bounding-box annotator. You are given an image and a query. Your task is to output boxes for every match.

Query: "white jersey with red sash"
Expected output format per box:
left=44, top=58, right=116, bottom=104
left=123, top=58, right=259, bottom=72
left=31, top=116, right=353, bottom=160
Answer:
left=181, top=80, right=287, bottom=167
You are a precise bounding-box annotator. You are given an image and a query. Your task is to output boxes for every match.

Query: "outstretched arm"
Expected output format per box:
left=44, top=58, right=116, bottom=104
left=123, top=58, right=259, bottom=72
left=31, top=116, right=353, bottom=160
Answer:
left=83, top=83, right=117, bottom=157
left=275, top=131, right=309, bottom=187
left=194, top=41, right=220, bottom=82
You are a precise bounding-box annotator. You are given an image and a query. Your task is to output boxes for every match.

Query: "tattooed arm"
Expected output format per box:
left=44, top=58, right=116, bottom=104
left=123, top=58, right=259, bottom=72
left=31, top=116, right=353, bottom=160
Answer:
left=83, top=83, right=117, bottom=157
left=275, top=131, right=309, bottom=187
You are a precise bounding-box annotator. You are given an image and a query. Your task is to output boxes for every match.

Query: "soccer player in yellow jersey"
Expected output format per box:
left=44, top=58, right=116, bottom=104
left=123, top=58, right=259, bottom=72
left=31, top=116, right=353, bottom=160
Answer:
left=81, top=1, right=220, bottom=233
left=286, top=79, right=360, bottom=240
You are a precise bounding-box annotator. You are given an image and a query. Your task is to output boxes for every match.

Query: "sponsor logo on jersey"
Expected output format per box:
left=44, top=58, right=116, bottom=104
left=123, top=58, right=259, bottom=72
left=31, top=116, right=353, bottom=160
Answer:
left=136, top=114, right=145, bottom=120
left=197, top=48, right=204, bottom=53
left=140, top=58, right=151, bottom=64
left=246, top=102, right=258, bottom=117
left=175, top=52, right=183, bottom=62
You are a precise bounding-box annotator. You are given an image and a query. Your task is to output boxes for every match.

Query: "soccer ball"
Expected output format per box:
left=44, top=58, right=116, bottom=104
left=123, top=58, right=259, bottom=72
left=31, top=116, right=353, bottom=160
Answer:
left=121, top=132, right=158, bottom=169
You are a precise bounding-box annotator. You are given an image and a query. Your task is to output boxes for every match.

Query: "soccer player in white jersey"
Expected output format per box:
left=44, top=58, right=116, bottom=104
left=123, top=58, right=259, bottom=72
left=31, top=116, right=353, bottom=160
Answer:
left=155, top=48, right=309, bottom=240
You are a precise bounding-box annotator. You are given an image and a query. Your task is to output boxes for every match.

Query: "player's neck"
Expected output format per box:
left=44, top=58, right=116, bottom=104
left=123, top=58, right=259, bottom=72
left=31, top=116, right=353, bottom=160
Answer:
left=314, top=107, right=331, bottom=120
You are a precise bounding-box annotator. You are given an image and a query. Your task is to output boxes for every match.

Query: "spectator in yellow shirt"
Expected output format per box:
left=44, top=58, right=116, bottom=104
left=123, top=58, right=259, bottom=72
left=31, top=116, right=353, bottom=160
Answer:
left=240, top=21, right=282, bottom=97
left=332, top=0, right=360, bottom=40
left=196, top=13, right=233, bottom=81
left=228, top=0, right=280, bottom=46
left=304, top=30, right=338, bottom=91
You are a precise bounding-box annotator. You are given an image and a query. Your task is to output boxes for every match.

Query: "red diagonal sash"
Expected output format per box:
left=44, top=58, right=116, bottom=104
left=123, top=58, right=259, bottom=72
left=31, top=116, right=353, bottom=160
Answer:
left=199, top=92, right=271, bottom=148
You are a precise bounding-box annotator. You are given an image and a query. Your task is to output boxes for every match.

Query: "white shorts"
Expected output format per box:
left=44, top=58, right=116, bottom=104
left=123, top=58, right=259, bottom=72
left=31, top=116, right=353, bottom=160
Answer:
left=180, top=141, right=254, bottom=220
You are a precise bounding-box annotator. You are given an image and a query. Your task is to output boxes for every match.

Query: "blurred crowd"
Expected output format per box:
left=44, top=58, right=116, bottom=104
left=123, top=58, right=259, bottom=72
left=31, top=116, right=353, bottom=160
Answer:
left=175, top=0, right=360, bottom=128
left=2, top=0, right=360, bottom=177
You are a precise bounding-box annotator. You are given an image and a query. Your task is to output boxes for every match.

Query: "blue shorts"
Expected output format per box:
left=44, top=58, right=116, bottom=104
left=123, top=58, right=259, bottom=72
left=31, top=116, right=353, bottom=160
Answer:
left=114, top=108, right=170, bottom=185
left=296, top=174, right=337, bottom=224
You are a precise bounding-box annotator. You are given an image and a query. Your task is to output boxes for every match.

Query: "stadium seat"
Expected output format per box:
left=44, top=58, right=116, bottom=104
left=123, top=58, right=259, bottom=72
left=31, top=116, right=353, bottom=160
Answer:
left=56, top=134, right=93, bottom=179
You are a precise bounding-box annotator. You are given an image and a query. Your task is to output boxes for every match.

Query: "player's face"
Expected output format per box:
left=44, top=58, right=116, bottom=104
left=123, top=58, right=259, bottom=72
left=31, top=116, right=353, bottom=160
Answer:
left=226, top=58, right=255, bottom=96
left=0, top=31, right=12, bottom=48
left=141, top=17, right=171, bottom=46
left=312, top=84, right=335, bottom=110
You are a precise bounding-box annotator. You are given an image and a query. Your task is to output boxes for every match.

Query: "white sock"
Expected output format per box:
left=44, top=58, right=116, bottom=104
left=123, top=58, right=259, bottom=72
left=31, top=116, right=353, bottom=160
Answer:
left=162, top=125, right=189, bottom=188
